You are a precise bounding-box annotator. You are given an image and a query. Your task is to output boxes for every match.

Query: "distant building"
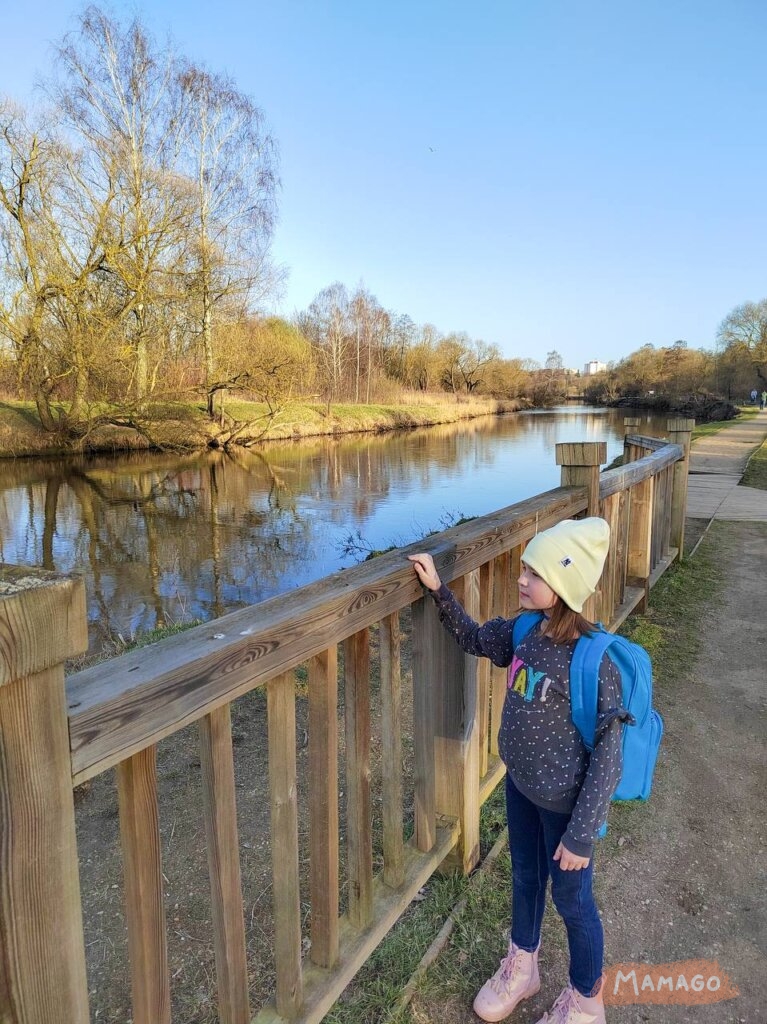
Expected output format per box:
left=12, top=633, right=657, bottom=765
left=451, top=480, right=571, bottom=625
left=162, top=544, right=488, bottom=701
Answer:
left=583, top=360, right=607, bottom=375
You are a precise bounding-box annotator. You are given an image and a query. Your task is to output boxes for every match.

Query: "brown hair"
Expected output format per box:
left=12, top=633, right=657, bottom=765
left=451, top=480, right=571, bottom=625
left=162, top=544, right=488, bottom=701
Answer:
left=542, top=596, right=598, bottom=644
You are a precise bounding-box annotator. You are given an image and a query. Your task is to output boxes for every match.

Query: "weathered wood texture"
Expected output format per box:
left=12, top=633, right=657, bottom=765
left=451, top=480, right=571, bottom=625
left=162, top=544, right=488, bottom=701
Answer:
left=67, top=489, right=587, bottom=784
left=430, top=573, right=480, bottom=875
left=198, top=706, right=250, bottom=1024
left=344, top=630, right=373, bottom=928
left=117, top=747, right=170, bottom=1024
left=667, top=419, right=694, bottom=557
left=379, top=613, right=404, bottom=889
left=0, top=434, right=690, bottom=1024
left=267, top=672, right=303, bottom=1019
left=0, top=568, right=89, bottom=1024
left=411, top=596, right=436, bottom=853
left=308, top=648, right=340, bottom=968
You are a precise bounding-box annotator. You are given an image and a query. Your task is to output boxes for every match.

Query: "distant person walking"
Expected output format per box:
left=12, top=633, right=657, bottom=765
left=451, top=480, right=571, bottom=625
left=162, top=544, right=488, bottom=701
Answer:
left=761, top=390, right=766, bottom=411
left=751, top=388, right=758, bottom=404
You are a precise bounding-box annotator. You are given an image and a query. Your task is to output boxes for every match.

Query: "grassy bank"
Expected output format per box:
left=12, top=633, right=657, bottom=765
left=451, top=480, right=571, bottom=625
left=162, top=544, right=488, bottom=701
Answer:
left=690, top=405, right=758, bottom=441
left=324, top=526, right=726, bottom=1024
left=741, top=434, right=767, bottom=490
left=0, top=396, right=522, bottom=458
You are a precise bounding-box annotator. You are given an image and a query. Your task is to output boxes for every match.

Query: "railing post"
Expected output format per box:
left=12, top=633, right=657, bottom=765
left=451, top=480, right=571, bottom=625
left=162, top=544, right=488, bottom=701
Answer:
left=623, top=417, right=642, bottom=464
left=556, top=441, right=607, bottom=516
left=667, top=418, right=695, bottom=560
left=0, top=565, right=89, bottom=1024
left=556, top=442, right=607, bottom=619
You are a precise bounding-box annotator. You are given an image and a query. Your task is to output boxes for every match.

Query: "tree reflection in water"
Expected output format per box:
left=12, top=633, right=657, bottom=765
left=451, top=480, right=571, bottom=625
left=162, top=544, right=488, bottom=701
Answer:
left=0, top=408, right=665, bottom=652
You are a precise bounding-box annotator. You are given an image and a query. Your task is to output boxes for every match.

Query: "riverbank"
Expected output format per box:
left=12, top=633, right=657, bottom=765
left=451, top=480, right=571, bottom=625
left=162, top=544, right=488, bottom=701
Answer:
left=0, top=395, right=523, bottom=458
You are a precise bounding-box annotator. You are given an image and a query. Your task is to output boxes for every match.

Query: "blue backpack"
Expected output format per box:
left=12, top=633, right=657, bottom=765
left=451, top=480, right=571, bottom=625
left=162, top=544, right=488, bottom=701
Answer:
left=511, top=611, right=663, bottom=828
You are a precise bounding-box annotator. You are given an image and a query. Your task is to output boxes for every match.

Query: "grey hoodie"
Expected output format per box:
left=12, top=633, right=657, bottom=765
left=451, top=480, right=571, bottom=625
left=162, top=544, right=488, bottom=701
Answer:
left=430, top=583, right=631, bottom=857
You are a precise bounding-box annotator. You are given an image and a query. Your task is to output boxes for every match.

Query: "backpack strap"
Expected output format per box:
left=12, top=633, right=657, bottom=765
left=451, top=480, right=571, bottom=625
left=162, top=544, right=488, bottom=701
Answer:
left=570, top=627, right=619, bottom=752
left=511, top=610, right=544, bottom=649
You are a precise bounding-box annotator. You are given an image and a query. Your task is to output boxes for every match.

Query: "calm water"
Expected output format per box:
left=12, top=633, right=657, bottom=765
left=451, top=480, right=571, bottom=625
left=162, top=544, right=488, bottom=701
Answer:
left=0, top=406, right=666, bottom=650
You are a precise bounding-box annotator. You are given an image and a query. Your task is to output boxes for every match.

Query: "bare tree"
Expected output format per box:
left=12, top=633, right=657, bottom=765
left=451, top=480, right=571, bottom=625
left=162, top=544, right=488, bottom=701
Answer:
left=177, top=66, right=279, bottom=415
left=49, top=5, right=192, bottom=403
left=717, top=300, right=767, bottom=386
left=302, top=283, right=351, bottom=406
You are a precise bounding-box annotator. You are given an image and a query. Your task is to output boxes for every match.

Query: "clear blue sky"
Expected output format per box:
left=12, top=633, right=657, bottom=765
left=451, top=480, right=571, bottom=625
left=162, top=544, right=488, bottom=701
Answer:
left=4, top=1, right=767, bottom=368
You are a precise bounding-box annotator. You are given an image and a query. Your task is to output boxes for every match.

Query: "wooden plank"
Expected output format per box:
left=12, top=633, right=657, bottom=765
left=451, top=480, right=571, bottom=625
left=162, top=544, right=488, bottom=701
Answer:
left=343, top=630, right=373, bottom=928
left=411, top=597, right=436, bottom=853
left=308, top=648, right=339, bottom=969
left=0, top=565, right=88, bottom=686
left=477, top=561, right=493, bottom=778
left=253, top=821, right=460, bottom=1024
left=600, top=443, right=682, bottom=499
left=0, top=664, right=90, bottom=1024
left=478, top=756, right=507, bottom=806
left=198, top=706, right=249, bottom=1024
left=607, top=586, right=645, bottom=632
left=379, top=613, right=404, bottom=889
left=599, top=492, right=620, bottom=625
left=624, top=433, right=669, bottom=452
left=117, top=747, right=170, bottom=1024
left=667, top=419, right=694, bottom=556
left=557, top=442, right=606, bottom=515
left=649, top=549, right=678, bottom=588
left=615, top=489, right=630, bottom=606
left=267, top=672, right=303, bottom=1019
left=627, top=475, right=654, bottom=582
left=433, top=574, right=480, bottom=875
left=67, top=489, right=587, bottom=785
left=489, top=550, right=512, bottom=759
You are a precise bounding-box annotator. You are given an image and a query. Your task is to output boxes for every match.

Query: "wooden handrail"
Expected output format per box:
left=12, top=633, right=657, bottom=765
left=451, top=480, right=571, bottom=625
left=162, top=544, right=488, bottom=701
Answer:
left=1, top=421, right=694, bottom=1024
left=66, top=487, right=587, bottom=784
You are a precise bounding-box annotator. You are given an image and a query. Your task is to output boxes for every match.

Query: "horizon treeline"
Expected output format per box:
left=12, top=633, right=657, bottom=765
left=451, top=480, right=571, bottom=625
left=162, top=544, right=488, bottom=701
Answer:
left=1, top=6, right=766, bottom=442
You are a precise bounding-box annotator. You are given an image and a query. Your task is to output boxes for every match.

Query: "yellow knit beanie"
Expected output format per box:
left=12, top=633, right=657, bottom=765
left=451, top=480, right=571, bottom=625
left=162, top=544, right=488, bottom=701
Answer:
left=521, top=517, right=610, bottom=612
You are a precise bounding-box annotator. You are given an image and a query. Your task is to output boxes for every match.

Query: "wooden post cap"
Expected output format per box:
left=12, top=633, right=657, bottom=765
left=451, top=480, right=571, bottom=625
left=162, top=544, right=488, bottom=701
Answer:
left=555, top=442, right=607, bottom=467
left=0, top=565, right=88, bottom=687
left=667, top=418, right=695, bottom=431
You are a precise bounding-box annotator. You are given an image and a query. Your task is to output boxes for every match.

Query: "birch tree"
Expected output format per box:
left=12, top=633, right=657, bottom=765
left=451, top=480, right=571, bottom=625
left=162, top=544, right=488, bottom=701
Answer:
left=178, top=66, right=279, bottom=416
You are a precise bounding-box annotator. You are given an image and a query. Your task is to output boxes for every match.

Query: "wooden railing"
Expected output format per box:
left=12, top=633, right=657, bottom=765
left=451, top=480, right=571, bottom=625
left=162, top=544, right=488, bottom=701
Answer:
left=0, top=420, right=693, bottom=1024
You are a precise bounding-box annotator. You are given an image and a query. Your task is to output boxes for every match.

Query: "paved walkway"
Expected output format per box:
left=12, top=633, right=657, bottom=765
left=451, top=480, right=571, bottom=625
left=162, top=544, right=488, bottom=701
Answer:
left=686, top=412, right=767, bottom=521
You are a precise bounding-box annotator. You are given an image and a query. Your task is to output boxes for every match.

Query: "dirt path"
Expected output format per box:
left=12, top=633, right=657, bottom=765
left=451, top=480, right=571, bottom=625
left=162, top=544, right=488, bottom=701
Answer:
left=596, top=520, right=767, bottom=1023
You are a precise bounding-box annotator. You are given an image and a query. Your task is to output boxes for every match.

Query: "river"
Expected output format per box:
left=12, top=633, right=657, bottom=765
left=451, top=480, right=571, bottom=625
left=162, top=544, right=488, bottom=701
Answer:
left=0, top=406, right=668, bottom=651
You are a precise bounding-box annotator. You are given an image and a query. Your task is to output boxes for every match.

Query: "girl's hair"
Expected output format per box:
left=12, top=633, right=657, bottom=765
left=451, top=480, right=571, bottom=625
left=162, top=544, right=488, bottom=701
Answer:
left=544, top=596, right=597, bottom=644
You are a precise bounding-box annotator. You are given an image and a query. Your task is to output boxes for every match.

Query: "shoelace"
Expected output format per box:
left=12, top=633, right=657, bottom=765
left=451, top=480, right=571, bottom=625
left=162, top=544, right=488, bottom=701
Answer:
left=490, top=950, right=525, bottom=994
left=546, top=984, right=578, bottom=1022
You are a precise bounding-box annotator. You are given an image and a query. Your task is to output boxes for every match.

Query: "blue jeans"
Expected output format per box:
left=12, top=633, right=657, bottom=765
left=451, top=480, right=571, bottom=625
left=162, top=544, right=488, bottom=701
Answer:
left=505, top=773, right=603, bottom=996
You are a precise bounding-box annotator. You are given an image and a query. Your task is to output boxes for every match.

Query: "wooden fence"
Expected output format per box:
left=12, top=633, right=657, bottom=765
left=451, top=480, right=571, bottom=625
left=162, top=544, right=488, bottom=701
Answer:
left=0, top=420, right=693, bottom=1024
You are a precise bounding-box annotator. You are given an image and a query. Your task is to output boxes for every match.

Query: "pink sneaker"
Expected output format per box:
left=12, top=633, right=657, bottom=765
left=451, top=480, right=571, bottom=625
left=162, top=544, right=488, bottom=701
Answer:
left=534, top=982, right=605, bottom=1024
left=473, top=942, right=541, bottom=1022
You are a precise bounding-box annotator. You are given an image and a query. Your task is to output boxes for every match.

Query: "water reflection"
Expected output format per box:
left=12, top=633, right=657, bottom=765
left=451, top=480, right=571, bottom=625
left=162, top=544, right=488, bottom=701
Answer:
left=0, top=407, right=666, bottom=650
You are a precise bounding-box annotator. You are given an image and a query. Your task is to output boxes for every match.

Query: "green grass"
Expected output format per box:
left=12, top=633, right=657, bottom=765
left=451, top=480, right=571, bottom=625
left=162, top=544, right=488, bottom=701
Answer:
left=690, top=406, right=758, bottom=440
left=323, top=529, right=728, bottom=1024
left=741, top=437, right=767, bottom=490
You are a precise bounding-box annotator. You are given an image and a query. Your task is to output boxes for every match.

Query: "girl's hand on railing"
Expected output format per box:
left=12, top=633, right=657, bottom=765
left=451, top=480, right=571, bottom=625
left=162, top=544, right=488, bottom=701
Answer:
left=408, top=553, right=442, bottom=591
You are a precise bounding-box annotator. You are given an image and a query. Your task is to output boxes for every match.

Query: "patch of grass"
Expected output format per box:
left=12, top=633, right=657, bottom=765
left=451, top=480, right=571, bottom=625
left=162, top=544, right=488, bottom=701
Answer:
left=691, top=407, right=757, bottom=440
left=741, top=437, right=767, bottom=490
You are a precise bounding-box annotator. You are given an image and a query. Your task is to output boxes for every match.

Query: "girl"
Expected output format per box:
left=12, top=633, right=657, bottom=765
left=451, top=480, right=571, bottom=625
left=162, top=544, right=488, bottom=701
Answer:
left=408, top=517, right=629, bottom=1024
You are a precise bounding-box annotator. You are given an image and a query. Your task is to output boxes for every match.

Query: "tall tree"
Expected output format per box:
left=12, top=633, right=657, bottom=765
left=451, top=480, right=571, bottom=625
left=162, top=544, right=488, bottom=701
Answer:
left=716, top=300, right=767, bottom=386
left=50, top=5, right=192, bottom=402
left=178, top=66, right=279, bottom=415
